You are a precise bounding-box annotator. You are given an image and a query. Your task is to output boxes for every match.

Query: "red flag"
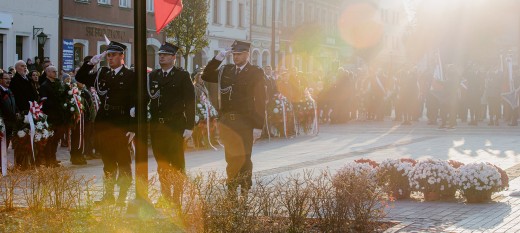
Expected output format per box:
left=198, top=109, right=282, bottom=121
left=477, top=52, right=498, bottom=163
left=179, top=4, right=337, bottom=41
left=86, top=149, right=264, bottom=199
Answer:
left=154, top=0, right=183, bottom=34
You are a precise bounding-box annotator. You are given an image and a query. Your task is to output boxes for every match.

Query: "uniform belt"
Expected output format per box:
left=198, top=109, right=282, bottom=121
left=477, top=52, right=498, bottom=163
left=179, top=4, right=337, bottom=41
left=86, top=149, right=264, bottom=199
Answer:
left=104, top=104, right=124, bottom=111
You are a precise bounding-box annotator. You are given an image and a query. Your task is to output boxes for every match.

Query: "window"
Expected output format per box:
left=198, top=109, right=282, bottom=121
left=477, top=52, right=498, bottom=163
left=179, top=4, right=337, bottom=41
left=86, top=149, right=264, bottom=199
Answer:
left=146, top=45, right=156, bottom=69
left=73, top=43, right=84, bottom=68
left=253, top=0, right=259, bottom=25
left=98, top=0, right=110, bottom=5
left=213, top=0, right=220, bottom=24
left=146, top=0, right=154, bottom=12
left=119, top=0, right=130, bottom=8
left=262, top=51, right=269, bottom=67
left=252, top=51, right=260, bottom=66
left=238, top=3, right=244, bottom=27
left=262, top=0, right=267, bottom=26
left=226, top=0, right=232, bottom=26
left=100, top=45, right=108, bottom=67
left=16, top=36, right=23, bottom=61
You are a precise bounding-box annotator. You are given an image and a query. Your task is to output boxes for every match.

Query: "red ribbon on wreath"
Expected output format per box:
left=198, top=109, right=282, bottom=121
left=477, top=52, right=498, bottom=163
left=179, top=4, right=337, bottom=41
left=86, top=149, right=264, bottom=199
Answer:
left=29, top=101, right=43, bottom=120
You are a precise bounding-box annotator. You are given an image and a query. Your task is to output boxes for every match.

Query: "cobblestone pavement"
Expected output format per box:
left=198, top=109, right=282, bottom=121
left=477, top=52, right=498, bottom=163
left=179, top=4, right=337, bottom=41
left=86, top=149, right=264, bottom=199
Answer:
left=5, top=118, right=520, bottom=232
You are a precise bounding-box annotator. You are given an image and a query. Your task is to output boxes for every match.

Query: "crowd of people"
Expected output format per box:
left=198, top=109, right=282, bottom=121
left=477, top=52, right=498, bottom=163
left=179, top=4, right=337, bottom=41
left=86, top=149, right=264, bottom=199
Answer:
left=1, top=42, right=519, bottom=206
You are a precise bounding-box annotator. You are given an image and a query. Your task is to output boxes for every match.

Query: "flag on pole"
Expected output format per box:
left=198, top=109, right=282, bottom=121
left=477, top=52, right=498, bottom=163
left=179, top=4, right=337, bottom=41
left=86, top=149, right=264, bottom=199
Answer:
left=154, top=0, right=183, bottom=34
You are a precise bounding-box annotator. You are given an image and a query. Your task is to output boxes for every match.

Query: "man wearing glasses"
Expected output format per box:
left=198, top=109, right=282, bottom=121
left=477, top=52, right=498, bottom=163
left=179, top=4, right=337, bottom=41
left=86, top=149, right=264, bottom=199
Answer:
left=0, top=71, right=16, bottom=169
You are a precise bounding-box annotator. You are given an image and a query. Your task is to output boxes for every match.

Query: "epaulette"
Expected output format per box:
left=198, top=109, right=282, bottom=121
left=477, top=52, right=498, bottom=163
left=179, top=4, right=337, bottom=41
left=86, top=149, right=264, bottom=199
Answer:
left=173, top=66, right=185, bottom=72
left=223, top=64, right=235, bottom=68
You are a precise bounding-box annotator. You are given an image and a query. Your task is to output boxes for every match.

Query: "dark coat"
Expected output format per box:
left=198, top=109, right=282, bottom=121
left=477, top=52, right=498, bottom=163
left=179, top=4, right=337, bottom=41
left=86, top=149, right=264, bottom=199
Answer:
left=148, top=67, right=195, bottom=131
left=10, top=72, right=39, bottom=113
left=76, top=62, right=136, bottom=132
left=0, top=87, right=17, bottom=128
left=202, top=58, right=266, bottom=129
left=39, top=79, right=66, bottom=126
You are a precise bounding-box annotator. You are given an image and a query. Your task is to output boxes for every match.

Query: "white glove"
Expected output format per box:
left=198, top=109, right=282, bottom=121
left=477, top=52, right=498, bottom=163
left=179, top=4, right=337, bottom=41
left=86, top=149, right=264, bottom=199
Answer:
left=88, top=51, right=106, bottom=65
left=126, top=132, right=135, bottom=144
left=130, top=107, right=135, bottom=118
left=253, top=129, right=262, bottom=140
left=215, top=48, right=232, bottom=61
left=183, top=129, right=193, bottom=139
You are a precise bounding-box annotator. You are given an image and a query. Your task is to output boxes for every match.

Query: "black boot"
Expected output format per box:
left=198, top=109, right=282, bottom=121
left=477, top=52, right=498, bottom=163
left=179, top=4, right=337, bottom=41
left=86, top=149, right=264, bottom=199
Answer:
left=97, top=178, right=115, bottom=205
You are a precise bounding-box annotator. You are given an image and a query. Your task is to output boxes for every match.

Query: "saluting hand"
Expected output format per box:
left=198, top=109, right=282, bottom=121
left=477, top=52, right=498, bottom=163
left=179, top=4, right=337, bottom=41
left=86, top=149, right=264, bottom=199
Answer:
left=215, top=48, right=232, bottom=61
left=89, top=51, right=107, bottom=65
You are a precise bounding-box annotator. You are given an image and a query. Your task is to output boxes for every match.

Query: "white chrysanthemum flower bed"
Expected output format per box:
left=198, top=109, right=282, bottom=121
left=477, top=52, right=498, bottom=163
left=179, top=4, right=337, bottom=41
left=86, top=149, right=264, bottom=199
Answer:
left=458, top=162, right=502, bottom=192
left=408, top=159, right=456, bottom=192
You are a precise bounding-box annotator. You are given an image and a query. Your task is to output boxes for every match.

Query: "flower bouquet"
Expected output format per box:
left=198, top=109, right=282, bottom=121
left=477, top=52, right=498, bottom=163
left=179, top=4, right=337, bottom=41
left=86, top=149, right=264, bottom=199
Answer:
left=267, top=94, right=293, bottom=137
left=457, top=162, right=505, bottom=203
left=62, top=83, right=84, bottom=126
left=408, top=159, right=456, bottom=201
left=13, top=102, right=54, bottom=167
left=377, top=158, right=415, bottom=200
left=294, top=89, right=317, bottom=134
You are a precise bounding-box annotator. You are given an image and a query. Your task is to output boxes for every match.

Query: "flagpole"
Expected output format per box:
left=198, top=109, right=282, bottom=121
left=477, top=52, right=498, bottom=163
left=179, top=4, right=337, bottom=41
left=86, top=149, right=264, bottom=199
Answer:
left=128, top=0, right=154, bottom=214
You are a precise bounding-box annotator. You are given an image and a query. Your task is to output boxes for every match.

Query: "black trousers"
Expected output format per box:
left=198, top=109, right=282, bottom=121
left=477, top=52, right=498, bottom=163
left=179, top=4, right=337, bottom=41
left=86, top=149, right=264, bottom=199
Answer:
left=70, top=120, right=93, bottom=160
left=150, top=122, right=185, bottom=200
left=42, top=125, right=67, bottom=166
left=96, top=122, right=132, bottom=188
left=219, top=113, right=254, bottom=191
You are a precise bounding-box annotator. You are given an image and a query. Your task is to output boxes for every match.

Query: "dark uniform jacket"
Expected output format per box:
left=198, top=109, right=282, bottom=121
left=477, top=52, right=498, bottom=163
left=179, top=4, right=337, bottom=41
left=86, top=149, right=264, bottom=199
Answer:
left=0, top=87, right=17, bottom=129
left=75, top=62, right=136, bottom=132
left=201, top=58, right=266, bottom=129
left=10, top=72, right=39, bottom=113
left=39, top=79, right=66, bottom=126
left=148, top=67, right=195, bottom=131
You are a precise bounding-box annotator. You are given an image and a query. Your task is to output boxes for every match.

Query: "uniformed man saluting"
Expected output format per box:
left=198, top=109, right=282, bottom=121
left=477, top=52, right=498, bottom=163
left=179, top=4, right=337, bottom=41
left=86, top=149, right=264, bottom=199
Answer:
left=147, top=42, right=195, bottom=206
left=75, top=41, right=136, bottom=206
left=202, top=40, right=266, bottom=194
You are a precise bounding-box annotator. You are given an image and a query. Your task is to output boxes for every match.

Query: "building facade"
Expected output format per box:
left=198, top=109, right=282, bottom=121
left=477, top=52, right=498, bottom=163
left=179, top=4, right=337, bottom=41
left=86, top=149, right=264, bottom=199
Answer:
left=0, top=0, right=59, bottom=70
left=189, top=0, right=249, bottom=73
left=62, top=0, right=164, bottom=71
left=251, top=0, right=344, bottom=74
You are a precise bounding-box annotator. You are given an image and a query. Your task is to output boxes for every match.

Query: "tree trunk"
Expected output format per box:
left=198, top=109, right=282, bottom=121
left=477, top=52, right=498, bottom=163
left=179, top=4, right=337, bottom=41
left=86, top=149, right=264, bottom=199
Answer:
left=184, top=53, right=189, bottom=70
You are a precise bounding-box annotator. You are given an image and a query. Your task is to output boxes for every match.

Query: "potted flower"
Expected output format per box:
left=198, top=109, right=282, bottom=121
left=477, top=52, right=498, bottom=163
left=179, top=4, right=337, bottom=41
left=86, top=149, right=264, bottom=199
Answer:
left=378, top=158, right=415, bottom=200
left=441, top=160, right=466, bottom=199
left=408, top=159, right=456, bottom=201
left=457, top=162, right=505, bottom=203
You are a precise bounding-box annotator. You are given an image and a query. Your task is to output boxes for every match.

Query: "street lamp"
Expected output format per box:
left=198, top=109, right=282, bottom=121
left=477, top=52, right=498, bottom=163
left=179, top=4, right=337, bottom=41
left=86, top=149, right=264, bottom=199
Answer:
left=33, top=26, right=48, bottom=61
left=37, top=31, right=48, bottom=46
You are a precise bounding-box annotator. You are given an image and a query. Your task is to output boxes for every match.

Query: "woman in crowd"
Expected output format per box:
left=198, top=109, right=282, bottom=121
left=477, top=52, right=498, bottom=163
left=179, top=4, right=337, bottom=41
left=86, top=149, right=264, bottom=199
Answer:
left=28, top=70, right=40, bottom=95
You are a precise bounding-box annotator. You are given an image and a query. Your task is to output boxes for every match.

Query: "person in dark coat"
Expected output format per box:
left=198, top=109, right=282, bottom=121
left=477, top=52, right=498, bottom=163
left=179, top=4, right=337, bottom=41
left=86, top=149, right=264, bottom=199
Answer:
left=10, top=60, right=40, bottom=169
left=75, top=41, right=136, bottom=206
left=10, top=60, right=39, bottom=113
left=39, top=66, right=66, bottom=167
left=202, top=40, right=266, bottom=195
left=147, top=42, right=195, bottom=206
left=0, top=71, right=17, bottom=169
